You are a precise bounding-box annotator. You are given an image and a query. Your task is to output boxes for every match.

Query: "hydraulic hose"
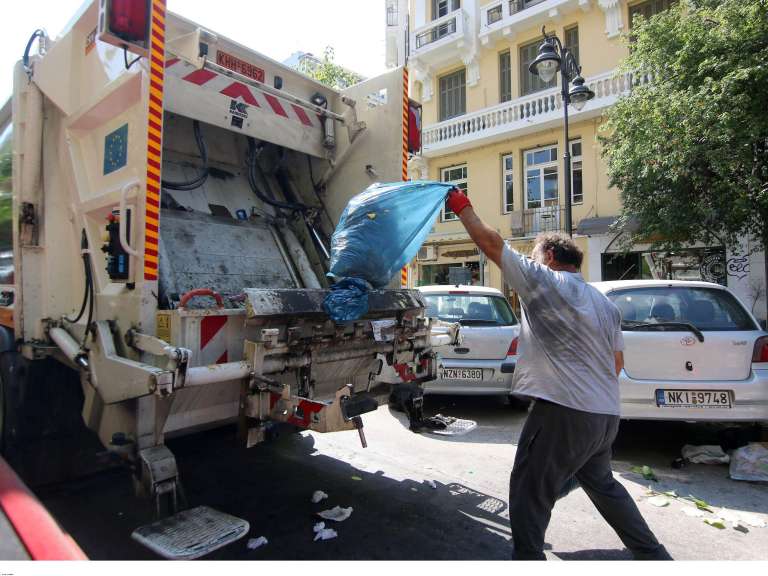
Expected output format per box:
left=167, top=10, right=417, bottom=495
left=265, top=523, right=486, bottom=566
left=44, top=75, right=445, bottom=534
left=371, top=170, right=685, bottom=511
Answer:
left=22, top=29, right=47, bottom=77
left=161, top=121, right=209, bottom=191
left=64, top=230, right=92, bottom=325
left=246, top=138, right=307, bottom=213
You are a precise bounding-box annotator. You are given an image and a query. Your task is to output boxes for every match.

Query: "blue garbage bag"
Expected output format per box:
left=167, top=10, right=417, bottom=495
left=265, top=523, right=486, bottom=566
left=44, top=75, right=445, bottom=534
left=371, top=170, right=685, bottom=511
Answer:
left=322, top=277, right=371, bottom=322
left=328, top=181, right=455, bottom=288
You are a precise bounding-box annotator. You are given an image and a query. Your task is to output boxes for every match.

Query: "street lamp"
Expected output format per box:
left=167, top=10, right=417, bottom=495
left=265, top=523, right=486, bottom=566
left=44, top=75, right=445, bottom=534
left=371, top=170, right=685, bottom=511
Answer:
left=529, top=26, right=595, bottom=237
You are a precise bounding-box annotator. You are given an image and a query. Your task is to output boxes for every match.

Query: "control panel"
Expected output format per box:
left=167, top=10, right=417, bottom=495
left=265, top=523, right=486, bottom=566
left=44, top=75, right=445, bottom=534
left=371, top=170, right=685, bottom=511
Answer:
left=102, top=209, right=131, bottom=281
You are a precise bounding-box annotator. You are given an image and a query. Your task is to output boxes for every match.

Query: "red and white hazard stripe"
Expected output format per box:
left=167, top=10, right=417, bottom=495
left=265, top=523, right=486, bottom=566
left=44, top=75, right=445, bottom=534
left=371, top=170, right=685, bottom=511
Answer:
left=165, top=59, right=316, bottom=128
left=199, top=315, right=230, bottom=365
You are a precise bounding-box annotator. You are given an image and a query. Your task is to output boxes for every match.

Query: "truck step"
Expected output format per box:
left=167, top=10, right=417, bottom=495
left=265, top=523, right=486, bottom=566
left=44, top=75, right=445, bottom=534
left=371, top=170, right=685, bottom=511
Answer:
left=131, top=506, right=249, bottom=560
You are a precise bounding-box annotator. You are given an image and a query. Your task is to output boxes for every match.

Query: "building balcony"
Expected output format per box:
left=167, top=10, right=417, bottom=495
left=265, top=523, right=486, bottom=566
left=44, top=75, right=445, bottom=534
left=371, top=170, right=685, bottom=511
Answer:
left=511, top=206, right=566, bottom=238
left=410, top=9, right=471, bottom=69
left=422, top=69, right=648, bottom=158
left=479, top=0, right=592, bottom=47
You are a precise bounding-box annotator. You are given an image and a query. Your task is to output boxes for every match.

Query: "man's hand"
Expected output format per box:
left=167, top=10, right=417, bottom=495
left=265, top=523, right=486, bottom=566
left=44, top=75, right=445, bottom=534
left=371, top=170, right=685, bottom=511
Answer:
left=446, top=187, right=472, bottom=216
left=614, top=351, right=624, bottom=377
left=448, top=193, right=504, bottom=269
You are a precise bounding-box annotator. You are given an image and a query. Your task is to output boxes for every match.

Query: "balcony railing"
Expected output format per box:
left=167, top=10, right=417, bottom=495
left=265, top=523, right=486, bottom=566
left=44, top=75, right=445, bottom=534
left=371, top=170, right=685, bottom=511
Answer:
left=423, top=70, right=654, bottom=156
left=487, top=4, right=503, bottom=25
left=414, top=13, right=459, bottom=49
left=480, top=0, right=585, bottom=42
left=520, top=206, right=565, bottom=237
left=509, top=0, right=547, bottom=15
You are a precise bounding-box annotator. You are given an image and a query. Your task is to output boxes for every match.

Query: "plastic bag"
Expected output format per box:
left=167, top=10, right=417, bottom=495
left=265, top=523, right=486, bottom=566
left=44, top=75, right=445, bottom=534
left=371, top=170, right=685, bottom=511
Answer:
left=681, top=444, right=730, bottom=464
left=322, top=277, right=371, bottom=322
left=729, top=443, right=768, bottom=482
left=328, top=181, right=455, bottom=288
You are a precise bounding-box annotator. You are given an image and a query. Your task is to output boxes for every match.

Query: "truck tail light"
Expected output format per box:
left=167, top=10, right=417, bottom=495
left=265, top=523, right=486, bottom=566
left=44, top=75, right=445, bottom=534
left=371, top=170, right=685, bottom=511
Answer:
left=507, top=337, right=518, bottom=356
left=752, top=336, right=768, bottom=363
left=99, top=0, right=152, bottom=57
left=109, top=0, right=150, bottom=42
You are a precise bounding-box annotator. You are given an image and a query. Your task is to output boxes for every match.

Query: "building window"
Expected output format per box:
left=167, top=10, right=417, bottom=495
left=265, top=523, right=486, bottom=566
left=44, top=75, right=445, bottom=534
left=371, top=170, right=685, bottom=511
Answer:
left=629, top=0, right=677, bottom=28
left=570, top=140, right=583, bottom=205
left=499, top=50, right=512, bottom=103
left=432, top=0, right=460, bottom=20
left=502, top=154, right=514, bottom=213
left=565, top=25, right=579, bottom=71
left=439, top=69, right=466, bottom=121
left=524, top=145, right=558, bottom=209
left=441, top=164, right=468, bottom=221
left=488, top=4, right=503, bottom=24
left=520, top=38, right=556, bottom=96
left=386, top=3, right=398, bottom=26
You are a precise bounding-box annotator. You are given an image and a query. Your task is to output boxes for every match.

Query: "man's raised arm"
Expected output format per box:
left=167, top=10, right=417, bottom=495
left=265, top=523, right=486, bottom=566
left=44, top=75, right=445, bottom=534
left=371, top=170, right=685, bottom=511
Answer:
left=447, top=189, right=504, bottom=269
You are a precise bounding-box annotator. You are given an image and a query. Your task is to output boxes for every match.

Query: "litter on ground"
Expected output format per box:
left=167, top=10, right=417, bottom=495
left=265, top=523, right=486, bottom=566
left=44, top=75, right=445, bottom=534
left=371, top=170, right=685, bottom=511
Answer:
left=681, top=444, right=730, bottom=465
left=631, top=465, right=658, bottom=482
left=704, top=518, right=726, bottom=530
left=729, top=443, right=768, bottom=482
left=313, top=522, right=338, bottom=542
left=311, top=490, right=328, bottom=504
left=681, top=507, right=705, bottom=518
left=246, top=537, right=268, bottom=550
left=317, top=506, right=353, bottom=522
left=647, top=495, right=670, bottom=507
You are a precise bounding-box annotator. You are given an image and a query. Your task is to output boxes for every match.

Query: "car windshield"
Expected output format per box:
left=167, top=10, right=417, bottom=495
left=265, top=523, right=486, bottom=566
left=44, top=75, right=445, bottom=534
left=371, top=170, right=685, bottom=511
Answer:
left=422, top=293, right=518, bottom=326
left=608, top=287, right=757, bottom=332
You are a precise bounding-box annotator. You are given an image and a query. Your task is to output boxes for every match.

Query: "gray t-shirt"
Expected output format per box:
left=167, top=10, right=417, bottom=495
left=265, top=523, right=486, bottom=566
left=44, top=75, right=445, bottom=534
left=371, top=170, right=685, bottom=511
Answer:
left=502, top=244, right=624, bottom=416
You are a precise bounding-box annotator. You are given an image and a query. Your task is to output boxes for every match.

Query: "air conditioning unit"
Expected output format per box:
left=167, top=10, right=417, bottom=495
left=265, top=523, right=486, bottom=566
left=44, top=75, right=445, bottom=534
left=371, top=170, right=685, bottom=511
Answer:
left=417, top=245, right=437, bottom=261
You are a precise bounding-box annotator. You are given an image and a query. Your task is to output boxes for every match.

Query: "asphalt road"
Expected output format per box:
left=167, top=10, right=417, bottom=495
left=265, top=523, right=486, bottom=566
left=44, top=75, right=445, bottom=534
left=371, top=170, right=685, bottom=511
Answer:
left=34, top=396, right=768, bottom=560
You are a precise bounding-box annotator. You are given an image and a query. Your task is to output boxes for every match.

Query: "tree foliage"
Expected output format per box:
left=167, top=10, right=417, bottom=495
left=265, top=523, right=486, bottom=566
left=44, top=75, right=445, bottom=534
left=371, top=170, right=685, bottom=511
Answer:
left=297, top=47, right=362, bottom=90
left=0, top=137, right=10, bottom=192
left=601, top=0, right=768, bottom=252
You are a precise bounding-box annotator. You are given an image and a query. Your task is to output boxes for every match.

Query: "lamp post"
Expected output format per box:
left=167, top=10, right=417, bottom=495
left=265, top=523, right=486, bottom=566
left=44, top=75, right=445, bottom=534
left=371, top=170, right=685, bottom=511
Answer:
left=529, top=26, right=595, bottom=238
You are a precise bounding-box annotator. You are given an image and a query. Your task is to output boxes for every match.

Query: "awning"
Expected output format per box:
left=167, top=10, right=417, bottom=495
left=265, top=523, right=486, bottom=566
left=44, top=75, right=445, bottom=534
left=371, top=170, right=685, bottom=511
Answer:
left=576, top=216, right=620, bottom=236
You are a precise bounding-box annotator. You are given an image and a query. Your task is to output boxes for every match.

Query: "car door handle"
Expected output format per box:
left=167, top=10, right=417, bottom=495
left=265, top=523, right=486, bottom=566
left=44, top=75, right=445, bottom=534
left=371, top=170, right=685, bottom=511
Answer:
left=454, top=347, right=470, bottom=354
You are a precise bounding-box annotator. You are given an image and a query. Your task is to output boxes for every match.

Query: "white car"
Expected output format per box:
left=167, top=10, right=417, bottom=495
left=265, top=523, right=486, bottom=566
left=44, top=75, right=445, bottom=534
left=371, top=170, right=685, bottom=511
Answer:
left=592, top=280, right=768, bottom=423
left=418, top=285, right=519, bottom=396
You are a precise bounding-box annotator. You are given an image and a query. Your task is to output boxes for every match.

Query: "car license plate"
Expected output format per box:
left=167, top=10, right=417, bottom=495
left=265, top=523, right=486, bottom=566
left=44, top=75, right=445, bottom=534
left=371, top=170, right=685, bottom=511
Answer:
left=440, top=368, right=482, bottom=381
left=655, top=389, right=732, bottom=409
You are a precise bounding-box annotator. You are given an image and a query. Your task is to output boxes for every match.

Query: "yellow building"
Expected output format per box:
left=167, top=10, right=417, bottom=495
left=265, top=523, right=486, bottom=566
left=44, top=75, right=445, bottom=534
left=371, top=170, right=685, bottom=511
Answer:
left=383, top=0, right=759, bottom=314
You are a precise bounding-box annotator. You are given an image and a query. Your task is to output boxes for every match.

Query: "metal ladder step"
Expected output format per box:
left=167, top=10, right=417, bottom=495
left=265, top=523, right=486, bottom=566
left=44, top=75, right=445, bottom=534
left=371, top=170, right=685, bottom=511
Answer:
left=131, top=506, right=249, bottom=560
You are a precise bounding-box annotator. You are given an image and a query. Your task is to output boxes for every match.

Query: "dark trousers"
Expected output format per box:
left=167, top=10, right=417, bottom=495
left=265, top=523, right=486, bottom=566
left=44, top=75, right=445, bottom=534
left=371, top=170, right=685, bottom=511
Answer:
left=508, top=399, right=671, bottom=560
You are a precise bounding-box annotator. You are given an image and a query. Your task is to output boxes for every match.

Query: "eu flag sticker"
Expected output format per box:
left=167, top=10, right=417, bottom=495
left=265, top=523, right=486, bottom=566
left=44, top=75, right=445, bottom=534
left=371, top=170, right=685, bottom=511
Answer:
left=655, top=389, right=665, bottom=406
left=104, top=124, right=128, bottom=175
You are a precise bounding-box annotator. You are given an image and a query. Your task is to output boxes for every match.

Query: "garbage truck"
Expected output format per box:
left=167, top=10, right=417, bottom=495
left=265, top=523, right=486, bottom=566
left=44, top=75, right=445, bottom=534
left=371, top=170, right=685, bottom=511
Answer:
left=1, top=0, right=455, bottom=551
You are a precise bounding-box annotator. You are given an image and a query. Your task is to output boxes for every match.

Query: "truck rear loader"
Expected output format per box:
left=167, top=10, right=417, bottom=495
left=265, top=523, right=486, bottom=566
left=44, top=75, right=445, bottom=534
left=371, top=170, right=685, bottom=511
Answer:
left=0, top=0, right=453, bottom=556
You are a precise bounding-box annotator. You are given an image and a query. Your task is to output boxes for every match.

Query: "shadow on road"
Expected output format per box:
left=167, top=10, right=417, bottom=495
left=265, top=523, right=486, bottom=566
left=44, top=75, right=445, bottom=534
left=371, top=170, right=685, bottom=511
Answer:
left=385, top=394, right=529, bottom=445
left=553, top=549, right=633, bottom=560
left=36, top=425, right=514, bottom=560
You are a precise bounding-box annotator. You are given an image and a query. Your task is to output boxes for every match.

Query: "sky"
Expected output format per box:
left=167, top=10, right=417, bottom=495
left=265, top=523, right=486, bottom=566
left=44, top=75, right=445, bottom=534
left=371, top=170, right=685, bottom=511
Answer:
left=0, top=0, right=388, bottom=104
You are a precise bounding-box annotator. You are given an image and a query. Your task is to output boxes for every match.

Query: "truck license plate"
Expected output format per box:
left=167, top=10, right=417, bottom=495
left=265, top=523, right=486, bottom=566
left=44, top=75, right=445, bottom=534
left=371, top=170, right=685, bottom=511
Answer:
left=655, top=389, right=732, bottom=409
left=440, top=368, right=482, bottom=381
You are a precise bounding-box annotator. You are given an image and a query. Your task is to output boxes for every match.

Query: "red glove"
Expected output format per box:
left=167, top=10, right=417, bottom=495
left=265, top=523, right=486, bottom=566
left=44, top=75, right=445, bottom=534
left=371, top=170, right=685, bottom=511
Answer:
left=446, top=187, right=472, bottom=216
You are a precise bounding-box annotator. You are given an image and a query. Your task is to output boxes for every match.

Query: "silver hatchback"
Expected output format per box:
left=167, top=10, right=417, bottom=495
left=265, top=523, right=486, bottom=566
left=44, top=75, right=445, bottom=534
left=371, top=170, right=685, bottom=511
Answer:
left=419, top=285, right=520, bottom=396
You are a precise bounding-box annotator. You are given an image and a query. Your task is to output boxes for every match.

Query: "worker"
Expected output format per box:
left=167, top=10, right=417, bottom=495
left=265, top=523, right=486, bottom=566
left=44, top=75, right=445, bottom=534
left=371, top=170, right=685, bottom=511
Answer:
left=445, top=189, right=671, bottom=561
